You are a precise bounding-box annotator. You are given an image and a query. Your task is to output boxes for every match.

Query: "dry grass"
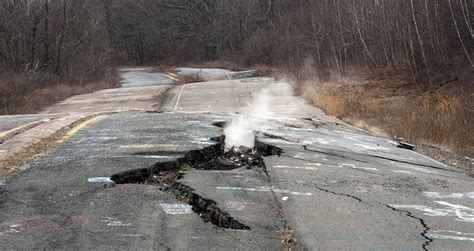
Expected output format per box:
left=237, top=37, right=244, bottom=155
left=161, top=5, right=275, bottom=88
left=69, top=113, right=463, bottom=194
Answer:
left=0, top=71, right=120, bottom=115
left=279, top=228, right=296, bottom=251
left=313, top=95, right=349, bottom=118
left=302, top=69, right=474, bottom=157
left=178, top=74, right=206, bottom=84
left=185, top=60, right=245, bottom=71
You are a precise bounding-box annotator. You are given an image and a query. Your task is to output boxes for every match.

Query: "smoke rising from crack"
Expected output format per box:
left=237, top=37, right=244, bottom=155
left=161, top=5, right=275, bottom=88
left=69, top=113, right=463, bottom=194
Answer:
left=224, top=82, right=294, bottom=149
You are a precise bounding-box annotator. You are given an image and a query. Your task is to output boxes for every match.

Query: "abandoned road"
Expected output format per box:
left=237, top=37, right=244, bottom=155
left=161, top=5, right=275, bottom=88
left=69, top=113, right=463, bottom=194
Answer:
left=1, top=69, right=473, bottom=250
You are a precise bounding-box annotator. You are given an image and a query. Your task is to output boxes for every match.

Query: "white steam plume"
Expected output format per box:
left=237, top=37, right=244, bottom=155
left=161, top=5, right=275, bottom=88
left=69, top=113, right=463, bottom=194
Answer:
left=224, top=82, right=293, bottom=149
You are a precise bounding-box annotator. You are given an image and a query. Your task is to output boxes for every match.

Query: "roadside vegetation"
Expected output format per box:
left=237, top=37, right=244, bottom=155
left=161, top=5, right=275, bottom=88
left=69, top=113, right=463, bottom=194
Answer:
left=0, top=72, right=119, bottom=115
left=296, top=66, right=473, bottom=158
left=0, top=1, right=117, bottom=115
left=1, top=1, right=472, bottom=157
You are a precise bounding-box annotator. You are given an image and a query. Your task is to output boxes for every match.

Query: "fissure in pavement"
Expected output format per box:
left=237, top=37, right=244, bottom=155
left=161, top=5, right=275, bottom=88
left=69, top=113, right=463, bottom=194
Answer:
left=302, top=182, right=433, bottom=250
left=111, top=136, right=282, bottom=230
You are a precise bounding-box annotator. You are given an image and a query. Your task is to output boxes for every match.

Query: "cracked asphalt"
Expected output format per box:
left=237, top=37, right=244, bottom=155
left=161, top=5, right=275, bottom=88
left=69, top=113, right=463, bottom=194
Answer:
left=1, top=70, right=473, bottom=250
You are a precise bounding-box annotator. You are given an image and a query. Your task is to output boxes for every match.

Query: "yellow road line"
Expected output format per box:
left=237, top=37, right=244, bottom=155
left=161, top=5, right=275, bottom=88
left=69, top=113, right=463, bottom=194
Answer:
left=60, top=115, right=105, bottom=141
left=0, top=120, right=45, bottom=138
left=153, top=87, right=165, bottom=98
left=173, top=85, right=186, bottom=112
left=163, top=73, right=179, bottom=81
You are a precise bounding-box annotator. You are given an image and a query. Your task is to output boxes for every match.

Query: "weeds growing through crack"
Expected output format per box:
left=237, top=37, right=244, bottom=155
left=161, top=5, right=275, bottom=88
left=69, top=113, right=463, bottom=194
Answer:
left=179, top=163, right=193, bottom=172
left=279, top=228, right=296, bottom=251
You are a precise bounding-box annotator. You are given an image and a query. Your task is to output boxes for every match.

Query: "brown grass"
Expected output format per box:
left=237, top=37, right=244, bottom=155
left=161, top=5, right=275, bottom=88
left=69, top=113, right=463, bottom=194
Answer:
left=0, top=71, right=120, bottom=115
left=184, top=60, right=245, bottom=71
left=279, top=228, right=296, bottom=251
left=178, top=75, right=206, bottom=84
left=302, top=69, right=474, bottom=157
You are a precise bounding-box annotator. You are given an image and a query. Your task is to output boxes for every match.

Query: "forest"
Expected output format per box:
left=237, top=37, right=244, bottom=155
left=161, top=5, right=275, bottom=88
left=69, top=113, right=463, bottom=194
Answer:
left=1, top=0, right=472, bottom=76
left=0, top=0, right=472, bottom=155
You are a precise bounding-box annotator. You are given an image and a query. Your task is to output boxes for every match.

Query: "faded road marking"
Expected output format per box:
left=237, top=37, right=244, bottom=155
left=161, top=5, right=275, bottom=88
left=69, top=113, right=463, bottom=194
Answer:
left=173, top=85, right=186, bottom=112
left=427, top=230, right=474, bottom=242
left=339, top=163, right=378, bottom=171
left=162, top=73, right=179, bottom=81
left=226, top=201, right=255, bottom=211
left=423, top=192, right=474, bottom=199
left=390, top=201, right=474, bottom=223
left=390, top=161, right=438, bottom=174
left=393, top=170, right=414, bottom=174
left=160, top=203, right=193, bottom=215
left=273, top=165, right=318, bottom=171
left=87, top=177, right=113, bottom=183
left=102, top=217, right=131, bottom=227
left=61, top=115, right=105, bottom=141
left=0, top=224, right=21, bottom=235
left=216, top=186, right=312, bottom=196
left=111, top=155, right=177, bottom=159
left=119, top=144, right=179, bottom=149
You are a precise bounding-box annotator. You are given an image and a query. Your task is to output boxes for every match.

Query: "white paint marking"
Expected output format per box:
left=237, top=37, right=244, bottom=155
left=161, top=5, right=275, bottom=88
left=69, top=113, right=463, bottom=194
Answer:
left=393, top=170, right=414, bottom=174
left=160, top=203, right=193, bottom=215
left=0, top=224, right=21, bottom=235
left=390, top=201, right=474, bottom=223
left=216, top=187, right=312, bottom=196
left=282, top=197, right=289, bottom=201
left=225, top=201, right=254, bottom=211
left=87, top=177, right=113, bottom=183
left=339, top=163, right=378, bottom=171
left=136, top=155, right=176, bottom=159
left=423, top=192, right=469, bottom=199
left=173, top=85, right=186, bottom=112
left=339, top=163, right=356, bottom=168
left=427, top=230, right=474, bottom=242
left=102, top=217, right=131, bottom=227
left=315, top=138, right=330, bottom=145
left=358, top=167, right=378, bottom=171
left=273, top=165, right=289, bottom=168
left=273, top=166, right=318, bottom=171
left=306, top=163, right=322, bottom=166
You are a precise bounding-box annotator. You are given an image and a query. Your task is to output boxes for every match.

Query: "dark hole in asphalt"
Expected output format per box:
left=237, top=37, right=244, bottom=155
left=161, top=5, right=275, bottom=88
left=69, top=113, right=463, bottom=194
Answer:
left=396, top=141, right=415, bottom=151
left=111, top=136, right=282, bottom=230
left=211, top=121, right=227, bottom=128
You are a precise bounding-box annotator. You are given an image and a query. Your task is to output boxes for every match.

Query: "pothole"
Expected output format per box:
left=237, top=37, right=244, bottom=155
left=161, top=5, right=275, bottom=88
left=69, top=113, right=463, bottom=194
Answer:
left=110, top=136, right=282, bottom=230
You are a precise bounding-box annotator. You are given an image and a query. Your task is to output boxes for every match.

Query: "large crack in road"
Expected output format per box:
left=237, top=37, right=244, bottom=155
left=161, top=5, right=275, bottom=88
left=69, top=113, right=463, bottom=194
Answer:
left=110, top=135, right=284, bottom=231
left=2, top=73, right=473, bottom=250
left=385, top=205, right=434, bottom=251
